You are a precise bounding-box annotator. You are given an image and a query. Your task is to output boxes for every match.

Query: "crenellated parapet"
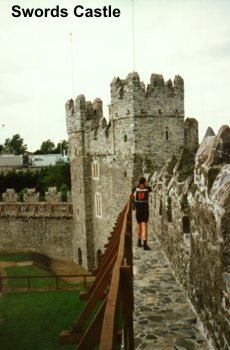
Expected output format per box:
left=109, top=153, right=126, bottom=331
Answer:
left=184, top=118, right=199, bottom=153
left=66, top=72, right=185, bottom=139
left=66, top=94, right=104, bottom=134
left=44, top=187, right=62, bottom=203
left=23, top=188, right=40, bottom=203
left=110, top=72, right=145, bottom=118
left=2, top=189, right=19, bottom=202
left=1, top=187, right=71, bottom=205
left=110, top=72, right=184, bottom=119
left=65, top=72, right=188, bottom=161
left=148, top=125, right=230, bottom=349
left=196, top=124, right=230, bottom=167
left=65, top=98, right=75, bottom=134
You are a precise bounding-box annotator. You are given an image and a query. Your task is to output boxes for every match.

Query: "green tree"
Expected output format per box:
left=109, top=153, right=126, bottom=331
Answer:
left=0, top=164, right=71, bottom=200
left=34, top=139, right=69, bottom=155
left=54, top=140, right=69, bottom=155
left=38, top=163, right=71, bottom=193
left=39, top=139, right=55, bottom=154
left=3, top=134, right=27, bottom=155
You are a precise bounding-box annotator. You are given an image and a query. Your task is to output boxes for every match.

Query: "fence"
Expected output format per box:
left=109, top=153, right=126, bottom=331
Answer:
left=0, top=273, right=93, bottom=293
left=0, top=203, right=73, bottom=217
left=60, top=199, right=134, bottom=349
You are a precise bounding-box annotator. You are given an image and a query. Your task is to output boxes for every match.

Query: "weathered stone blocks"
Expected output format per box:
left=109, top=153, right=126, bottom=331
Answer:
left=149, top=125, right=230, bottom=349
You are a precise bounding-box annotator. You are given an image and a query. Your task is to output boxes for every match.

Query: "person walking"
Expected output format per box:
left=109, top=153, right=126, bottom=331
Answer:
left=131, top=176, right=152, bottom=250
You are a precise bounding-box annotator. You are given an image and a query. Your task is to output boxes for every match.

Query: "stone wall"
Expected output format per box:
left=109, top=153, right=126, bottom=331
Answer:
left=0, top=187, right=74, bottom=261
left=0, top=216, right=74, bottom=260
left=149, top=125, right=230, bottom=349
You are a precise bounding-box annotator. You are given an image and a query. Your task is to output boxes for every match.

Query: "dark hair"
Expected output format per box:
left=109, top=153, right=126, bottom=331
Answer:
left=138, top=177, right=146, bottom=185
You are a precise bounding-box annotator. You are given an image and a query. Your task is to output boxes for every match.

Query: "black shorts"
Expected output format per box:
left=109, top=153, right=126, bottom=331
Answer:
left=135, top=203, right=149, bottom=223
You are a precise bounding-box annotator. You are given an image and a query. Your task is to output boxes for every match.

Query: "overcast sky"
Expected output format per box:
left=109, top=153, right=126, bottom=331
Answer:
left=0, top=0, right=229, bottom=152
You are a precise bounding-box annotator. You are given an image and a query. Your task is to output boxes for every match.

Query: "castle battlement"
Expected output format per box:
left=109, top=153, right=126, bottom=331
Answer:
left=65, top=72, right=189, bottom=162
left=0, top=188, right=72, bottom=218
left=1, top=187, right=71, bottom=204
left=66, top=72, right=184, bottom=137
left=66, top=95, right=104, bottom=134
left=65, top=71, right=194, bottom=162
left=110, top=72, right=184, bottom=119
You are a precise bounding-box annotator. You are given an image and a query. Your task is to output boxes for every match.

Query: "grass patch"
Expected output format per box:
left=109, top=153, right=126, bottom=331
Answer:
left=0, top=291, right=86, bottom=350
left=0, top=253, right=102, bottom=348
left=4, top=265, right=70, bottom=289
left=0, top=252, right=32, bottom=262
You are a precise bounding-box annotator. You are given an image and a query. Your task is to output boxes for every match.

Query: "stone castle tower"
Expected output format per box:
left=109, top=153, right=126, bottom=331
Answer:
left=66, top=72, right=198, bottom=269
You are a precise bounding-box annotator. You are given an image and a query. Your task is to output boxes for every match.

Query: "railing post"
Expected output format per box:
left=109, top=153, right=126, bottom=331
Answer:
left=126, top=218, right=132, bottom=236
left=56, top=276, right=59, bottom=289
left=83, top=275, right=86, bottom=289
left=120, top=266, right=134, bottom=350
left=0, top=270, right=2, bottom=293
left=125, top=233, right=133, bottom=271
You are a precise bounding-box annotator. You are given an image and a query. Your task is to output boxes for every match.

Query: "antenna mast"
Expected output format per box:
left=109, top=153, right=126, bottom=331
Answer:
left=131, top=0, right=136, bottom=72
left=70, top=33, right=75, bottom=99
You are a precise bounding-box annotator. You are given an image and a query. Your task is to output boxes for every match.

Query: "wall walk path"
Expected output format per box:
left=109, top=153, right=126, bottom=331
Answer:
left=133, top=231, right=214, bottom=350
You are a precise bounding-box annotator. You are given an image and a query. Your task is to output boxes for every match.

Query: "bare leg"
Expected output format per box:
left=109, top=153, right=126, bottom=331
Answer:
left=137, top=223, right=142, bottom=239
left=142, top=222, right=150, bottom=250
left=142, top=222, right=148, bottom=241
left=137, top=223, right=142, bottom=247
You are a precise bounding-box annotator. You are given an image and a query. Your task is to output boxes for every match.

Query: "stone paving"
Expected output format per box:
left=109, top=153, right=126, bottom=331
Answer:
left=133, top=232, right=215, bottom=350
